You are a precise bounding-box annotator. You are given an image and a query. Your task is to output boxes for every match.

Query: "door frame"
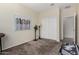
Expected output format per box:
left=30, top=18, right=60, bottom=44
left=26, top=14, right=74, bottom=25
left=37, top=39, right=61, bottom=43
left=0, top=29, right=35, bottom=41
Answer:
left=62, top=14, right=77, bottom=44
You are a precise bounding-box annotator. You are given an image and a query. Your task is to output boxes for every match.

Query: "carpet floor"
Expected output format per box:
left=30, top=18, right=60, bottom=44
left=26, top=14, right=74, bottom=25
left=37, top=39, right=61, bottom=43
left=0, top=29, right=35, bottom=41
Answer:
left=1, top=39, right=61, bottom=55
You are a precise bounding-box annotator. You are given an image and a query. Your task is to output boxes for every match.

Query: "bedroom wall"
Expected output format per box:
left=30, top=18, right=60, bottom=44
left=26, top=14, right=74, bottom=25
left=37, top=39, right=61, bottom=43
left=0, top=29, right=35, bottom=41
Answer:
left=0, top=3, right=38, bottom=50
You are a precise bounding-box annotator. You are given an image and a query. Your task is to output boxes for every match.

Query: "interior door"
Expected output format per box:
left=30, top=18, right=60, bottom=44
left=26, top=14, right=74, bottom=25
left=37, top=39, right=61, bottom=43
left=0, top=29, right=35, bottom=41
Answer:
left=63, top=16, right=76, bottom=43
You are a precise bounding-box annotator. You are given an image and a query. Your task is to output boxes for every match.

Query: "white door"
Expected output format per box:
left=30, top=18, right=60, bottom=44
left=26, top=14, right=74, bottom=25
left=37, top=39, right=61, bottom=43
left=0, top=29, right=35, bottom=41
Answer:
left=63, top=16, right=76, bottom=43
left=41, top=17, right=57, bottom=40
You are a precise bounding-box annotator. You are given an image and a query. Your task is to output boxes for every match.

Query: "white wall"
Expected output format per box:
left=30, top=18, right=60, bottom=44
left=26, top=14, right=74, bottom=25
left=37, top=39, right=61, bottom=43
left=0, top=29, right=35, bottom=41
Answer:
left=0, top=4, right=38, bottom=50
left=38, top=7, right=60, bottom=42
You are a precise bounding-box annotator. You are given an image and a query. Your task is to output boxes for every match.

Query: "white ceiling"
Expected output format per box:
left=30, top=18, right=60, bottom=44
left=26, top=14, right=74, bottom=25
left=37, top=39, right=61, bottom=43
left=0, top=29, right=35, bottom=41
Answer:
left=22, top=3, right=76, bottom=12
left=22, top=3, right=52, bottom=12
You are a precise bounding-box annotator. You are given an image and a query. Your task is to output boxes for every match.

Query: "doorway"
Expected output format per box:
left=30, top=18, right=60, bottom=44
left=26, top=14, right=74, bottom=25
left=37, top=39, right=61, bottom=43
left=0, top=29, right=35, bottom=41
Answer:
left=63, top=16, right=76, bottom=44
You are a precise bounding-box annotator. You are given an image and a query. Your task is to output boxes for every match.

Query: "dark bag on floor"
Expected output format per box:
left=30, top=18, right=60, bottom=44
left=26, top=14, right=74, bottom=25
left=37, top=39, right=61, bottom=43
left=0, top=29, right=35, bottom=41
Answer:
left=60, top=43, right=79, bottom=55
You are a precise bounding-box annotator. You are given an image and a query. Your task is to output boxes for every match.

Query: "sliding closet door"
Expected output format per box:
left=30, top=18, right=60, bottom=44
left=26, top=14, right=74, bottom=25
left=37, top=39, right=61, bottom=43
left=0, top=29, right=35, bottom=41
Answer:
left=41, top=17, right=57, bottom=40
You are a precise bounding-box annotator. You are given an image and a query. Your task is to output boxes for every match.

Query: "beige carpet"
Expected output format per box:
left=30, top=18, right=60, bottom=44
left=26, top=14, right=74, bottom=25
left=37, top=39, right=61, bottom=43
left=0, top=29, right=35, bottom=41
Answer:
left=1, top=39, right=61, bottom=55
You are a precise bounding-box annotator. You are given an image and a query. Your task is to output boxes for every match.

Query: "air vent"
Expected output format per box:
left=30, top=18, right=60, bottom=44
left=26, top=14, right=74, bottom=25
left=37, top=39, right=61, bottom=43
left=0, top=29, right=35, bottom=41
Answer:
left=50, top=3, right=54, bottom=6
left=64, top=5, right=71, bottom=9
